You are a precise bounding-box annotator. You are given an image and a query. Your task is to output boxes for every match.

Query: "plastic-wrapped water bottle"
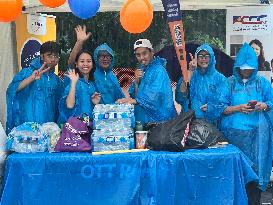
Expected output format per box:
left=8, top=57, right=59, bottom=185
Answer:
left=7, top=122, right=48, bottom=153
left=92, top=104, right=135, bottom=151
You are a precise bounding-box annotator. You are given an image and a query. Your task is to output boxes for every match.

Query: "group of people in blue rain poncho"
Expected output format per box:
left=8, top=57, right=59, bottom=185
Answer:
left=175, top=42, right=273, bottom=204
left=5, top=24, right=273, bottom=205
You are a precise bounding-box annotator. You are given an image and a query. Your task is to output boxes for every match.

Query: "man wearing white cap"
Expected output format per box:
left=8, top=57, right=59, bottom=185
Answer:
left=116, top=39, right=176, bottom=124
left=221, top=43, right=273, bottom=205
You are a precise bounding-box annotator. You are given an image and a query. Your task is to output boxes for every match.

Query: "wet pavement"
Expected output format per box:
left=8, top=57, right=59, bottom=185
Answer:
left=261, top=183, right=272, bottom=205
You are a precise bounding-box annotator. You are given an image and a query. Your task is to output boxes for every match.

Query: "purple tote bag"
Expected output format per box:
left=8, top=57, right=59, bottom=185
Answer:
left=55, top=117, right=92, bottom=152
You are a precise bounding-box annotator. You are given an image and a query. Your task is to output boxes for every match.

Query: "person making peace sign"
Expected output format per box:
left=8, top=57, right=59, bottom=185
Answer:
left=175, top=43, right=228, bottom=125
left=6, top=41, right=64, bottom=133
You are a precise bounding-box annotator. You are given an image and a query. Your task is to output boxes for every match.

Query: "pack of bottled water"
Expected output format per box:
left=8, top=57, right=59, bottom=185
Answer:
left=92, top=128, right=134, bottom=152
left=7, top=122, right=49, bottom=153
left=92, top=104, right=135, bottom=151
left=93, top=104, right=135, bottom=129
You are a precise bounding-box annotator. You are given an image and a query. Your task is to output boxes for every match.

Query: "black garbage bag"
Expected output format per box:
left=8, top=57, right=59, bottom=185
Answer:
left=185, top=119, right=226, bottom=149
left=145, top=110, right=195, bottom=152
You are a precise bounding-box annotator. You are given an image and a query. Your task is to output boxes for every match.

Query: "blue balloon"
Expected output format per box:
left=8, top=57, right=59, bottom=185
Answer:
left=68, top=0, right=100, bottom=19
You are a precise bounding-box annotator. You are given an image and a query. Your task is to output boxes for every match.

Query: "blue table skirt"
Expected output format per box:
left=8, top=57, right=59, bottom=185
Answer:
left=0, top=145, right=257, bottom=205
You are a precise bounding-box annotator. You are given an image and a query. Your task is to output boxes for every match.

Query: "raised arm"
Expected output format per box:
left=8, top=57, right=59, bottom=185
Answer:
left=65, top=69, right=79, bottom=108
left=68, top=25, right=92, bottom=66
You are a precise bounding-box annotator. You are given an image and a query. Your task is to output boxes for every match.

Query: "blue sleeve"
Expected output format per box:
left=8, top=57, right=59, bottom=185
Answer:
left=56, top=76, right=65, bottom=102
left=136, top=68, right=173, bottom=120
left=54, top=77, right=65, bottom=122
left=114, top=75, right=125, bottom=100
left=261, top=77, right=273, bottom=110
left=205, top=74, right=230, bottom=121
left=63, top=75, right=71, bottom=89
left=6, top=68, right=32, bottom=99
left=109, top=72, right=125, bottom=100
left=189, top=72, right=197, bottom=104
left=6, top=68, right=32, bottom=133
left=175, top=77, right=189, bottom=112
left=58, top=82, right=80, bottom=124
left=128, top=82, right=136, bottom=99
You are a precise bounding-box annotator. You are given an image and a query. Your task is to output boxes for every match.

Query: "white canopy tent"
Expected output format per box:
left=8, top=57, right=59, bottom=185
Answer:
left=23, top=0, right=269, bottom=12
left=0, top=0, right=272, bottom=128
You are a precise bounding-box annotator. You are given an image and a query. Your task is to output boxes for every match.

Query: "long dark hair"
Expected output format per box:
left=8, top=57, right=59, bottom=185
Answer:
left=249, top=39, right=265, bottom=71
left=74, top=50, right=95, bottom=81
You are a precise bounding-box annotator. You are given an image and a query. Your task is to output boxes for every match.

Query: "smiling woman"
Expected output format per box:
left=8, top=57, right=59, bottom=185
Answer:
left=58, top=49, right=99, bottom=124
left=249, top=39, right=271, bottom=71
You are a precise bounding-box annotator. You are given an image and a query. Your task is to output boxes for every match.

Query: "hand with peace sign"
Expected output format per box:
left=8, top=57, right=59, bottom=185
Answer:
left=17, top=63, right=51, bottom=92
left=75, top=25, right=92, bottom=44
left=30, top=62, right=51, bottom=81
left=188, top=53, right=197, bottom=71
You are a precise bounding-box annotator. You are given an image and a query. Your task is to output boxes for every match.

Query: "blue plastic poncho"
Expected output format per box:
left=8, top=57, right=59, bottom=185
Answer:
left=93, top=43, right=124, bottom=104
left=176, top=44, right=228, bottom=123
left=129, top=56, right=176, bottom=124
left=6, top=58, right=63, bottom=133
left=221, top=43, right=273, bottom=191
left=175, top=77, right=189, bottom=113
left=58, top=78, right=96, bottom=124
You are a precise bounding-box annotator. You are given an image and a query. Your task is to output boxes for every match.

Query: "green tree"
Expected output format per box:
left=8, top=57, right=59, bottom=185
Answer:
left=52, top=9, right=226, bottom=70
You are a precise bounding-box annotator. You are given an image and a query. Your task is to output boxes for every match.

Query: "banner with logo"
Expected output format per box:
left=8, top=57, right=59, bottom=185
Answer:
left=226, top=6, right=273, bottom=85
left=15, top=14, right=56, bottom=71
left=161, top=0, right=188, bottom=82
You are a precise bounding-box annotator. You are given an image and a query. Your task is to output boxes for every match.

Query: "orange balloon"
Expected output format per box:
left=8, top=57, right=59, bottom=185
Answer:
left=39, top=0, right=66, bottom=8
left=0, top=0, right=22, bottom=22
left=120, top=0, right=153, bottom=34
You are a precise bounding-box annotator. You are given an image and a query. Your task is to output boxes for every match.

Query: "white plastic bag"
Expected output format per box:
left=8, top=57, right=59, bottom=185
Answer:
left=41, top=122, right=61, bottom=152
left=0, top=122, right=7, bottom=176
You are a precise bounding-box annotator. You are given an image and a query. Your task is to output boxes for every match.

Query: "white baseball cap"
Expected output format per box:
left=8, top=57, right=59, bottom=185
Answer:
left=134, top=39, right=153, bottom=50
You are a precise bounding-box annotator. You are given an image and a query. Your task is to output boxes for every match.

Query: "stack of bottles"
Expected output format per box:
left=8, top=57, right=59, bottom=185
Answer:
left=92, top=104, right=135, bottom=152
left=7, top=122, right=48, bottom=153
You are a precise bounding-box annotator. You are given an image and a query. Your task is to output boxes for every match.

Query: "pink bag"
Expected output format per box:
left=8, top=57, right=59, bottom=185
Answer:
left=55, top=116, right=92, bottom=152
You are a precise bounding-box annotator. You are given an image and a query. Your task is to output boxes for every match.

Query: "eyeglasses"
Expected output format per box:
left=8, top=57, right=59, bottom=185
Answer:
left=197, top=54, right=210, bottom=60
left=99, top=54, right=112, bottom=60
left=45, top=53, right=60, bottom=59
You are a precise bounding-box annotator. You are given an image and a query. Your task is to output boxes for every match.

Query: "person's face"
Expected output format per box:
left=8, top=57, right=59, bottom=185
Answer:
left=98, top=51, right=112, bottom=70
left=135, top=47, right=154, bottom=66
left=41, top=52, right=59, bottom=68
left=76, top=53, right=93, bottom=75
left=238, top=69, right=254, bottom=79
left=250, top=43, right=261, bottom=57
left=197, top=50, right=210, bottom=70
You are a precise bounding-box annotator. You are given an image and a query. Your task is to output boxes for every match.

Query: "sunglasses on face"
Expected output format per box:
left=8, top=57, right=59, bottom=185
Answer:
left=98, top=54, right=112, bottom=60
left=197, top=54, right=210, bottom=60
